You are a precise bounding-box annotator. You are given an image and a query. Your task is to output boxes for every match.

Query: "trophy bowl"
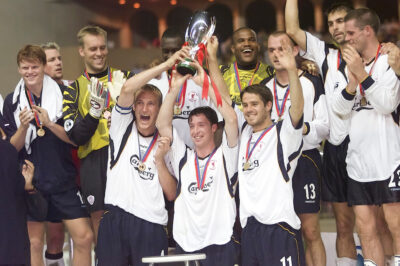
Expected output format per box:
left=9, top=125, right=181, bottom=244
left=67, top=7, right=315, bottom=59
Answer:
left=176, top=11, right=216, bottom=76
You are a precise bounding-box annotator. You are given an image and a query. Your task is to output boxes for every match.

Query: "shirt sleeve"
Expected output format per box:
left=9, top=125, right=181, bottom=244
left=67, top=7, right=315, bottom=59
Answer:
left=63, top=81, right=99, bottom=146
left=279, top=111, right=304, bottom=179
left=167, top=127, right=190, bottom=180
left=109, top=103, right=134, bottom=159
left=1, top=93, right=18, bottom=139
left=303, top=75, right=329, bottom=146
left=221, top=130, right=239, bottom=189
left=301, top=32, right=328, bottom=72
left=362, top=57, right=400, bottom=115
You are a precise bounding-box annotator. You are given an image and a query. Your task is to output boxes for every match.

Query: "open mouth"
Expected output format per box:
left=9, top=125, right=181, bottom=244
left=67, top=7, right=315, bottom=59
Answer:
left=140, top=115, right=150, bottom=121
left=242, top=48, right=253, bottom=55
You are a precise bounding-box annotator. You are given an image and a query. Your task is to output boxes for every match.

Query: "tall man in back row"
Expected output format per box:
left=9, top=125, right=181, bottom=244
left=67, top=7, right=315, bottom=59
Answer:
left=285, top=2, right=358, bottom=265
left=63, top=25, right=133, bottom=242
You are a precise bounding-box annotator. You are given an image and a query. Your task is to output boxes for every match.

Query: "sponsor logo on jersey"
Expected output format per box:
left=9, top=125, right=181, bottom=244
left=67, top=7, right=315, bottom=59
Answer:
left=241, top=157, right=260, bottom=171
left=187, top=176, right=214, bottom=195
left=130, top=154, right=155, bottom=180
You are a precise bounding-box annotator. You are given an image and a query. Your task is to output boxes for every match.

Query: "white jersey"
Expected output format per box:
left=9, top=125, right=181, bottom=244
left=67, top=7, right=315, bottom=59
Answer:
left=168, top=128, right=238, bottom=252
left=301, top=32, right=350, bottom=145
left=262, top=72, right=329, bottom=150
left=332, top=53, right=400, bottom=182
left=238, top=115, right=303, bottom=230
left=148, top=71, right=220, bottom=149
left=105, top=104, right=168, bottom=225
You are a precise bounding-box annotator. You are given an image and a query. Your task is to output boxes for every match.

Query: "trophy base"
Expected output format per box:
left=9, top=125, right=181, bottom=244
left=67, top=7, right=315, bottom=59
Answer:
left=177, top=59, right=197, bottom=76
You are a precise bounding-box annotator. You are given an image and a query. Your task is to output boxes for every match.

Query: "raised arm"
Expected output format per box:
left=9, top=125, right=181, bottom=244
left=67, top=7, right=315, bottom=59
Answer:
left=206, top=36, right=232, bottom=105
left=278, top=39, right=304, bottom=127
left=118, top=47, right=190, bottom=108
left=191, top=61, right=238, bottom=147
left=381, top=42, right=400, bottom=76
left=156, top=70, right=191, bottom=140
left=285, top=0, right=307, bottom=51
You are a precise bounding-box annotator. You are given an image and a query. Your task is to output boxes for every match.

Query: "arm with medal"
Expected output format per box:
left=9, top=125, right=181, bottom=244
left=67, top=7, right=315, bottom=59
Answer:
left=31, top=105, right=76, bottom=145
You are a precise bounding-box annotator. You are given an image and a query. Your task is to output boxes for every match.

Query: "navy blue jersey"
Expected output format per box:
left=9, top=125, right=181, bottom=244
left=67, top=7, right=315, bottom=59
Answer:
left=2, top=85, right=77, bottom=194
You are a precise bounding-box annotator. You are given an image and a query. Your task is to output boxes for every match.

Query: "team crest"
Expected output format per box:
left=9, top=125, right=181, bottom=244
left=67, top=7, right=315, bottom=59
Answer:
left=188, top=92, right=199, bottom=102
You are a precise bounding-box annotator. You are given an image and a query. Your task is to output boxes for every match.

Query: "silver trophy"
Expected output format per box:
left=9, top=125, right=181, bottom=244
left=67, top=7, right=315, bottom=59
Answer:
left=177, top=11, right=216, bottom=76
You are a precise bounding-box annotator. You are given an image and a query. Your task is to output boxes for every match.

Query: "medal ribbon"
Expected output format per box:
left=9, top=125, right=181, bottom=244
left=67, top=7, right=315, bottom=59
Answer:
left=137, top=130, right=159, bottom=163
left=175, top=81, right=187, bottom=109
left=359, top=44, right=381, bottom=96
left=83, top=67, right=112, bottom=108
left=26, top=90, right=42, bottom=128
left=337, top=50, right=342, bottom=70
left=245, top=123, right=275, bottom=162
left=273, top=78, right=290, bottom=119
left=194, top=148, right=218, bottom=190
left=233, top=62, right=260, bottom=93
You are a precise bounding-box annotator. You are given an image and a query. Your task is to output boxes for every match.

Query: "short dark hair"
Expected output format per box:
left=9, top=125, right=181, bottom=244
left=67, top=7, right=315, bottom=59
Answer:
left=344, top=8, right=380, bottom=34
left=268, top=31, right=297, bottom=46
left=17, top=45, right=46, bottom=66
left=134, top=84, right=163, bottom=107
left=240, top=84, right=273, bottom=107
left=232, top=27, right=257, bottom=43
left=188, top=106, right=218, bottom=126
left=325, top=2, right=353, bottom=17
left=161, top=27, right=184, bottom=44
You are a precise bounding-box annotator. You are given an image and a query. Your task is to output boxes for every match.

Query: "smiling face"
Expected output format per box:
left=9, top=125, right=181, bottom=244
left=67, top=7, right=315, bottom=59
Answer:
left=241, top=92, right=271, bottom=131
left=231, top=28, right=259, bottom=66
left=18, top=59, right=45, bottom=90
left=327, top=10, right=348, bottom=45
left=134, top=90, right=161, bottom=136
left=44, top=48, right=63, bottom=82
left=189, top=113, right=217, bottom=150
left=79, top=34, right=108, bottom=74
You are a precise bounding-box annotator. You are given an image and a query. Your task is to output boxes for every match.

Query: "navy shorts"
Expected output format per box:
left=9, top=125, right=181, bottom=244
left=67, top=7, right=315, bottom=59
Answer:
left=241, top=217, right=305, bottom=266
left=27, top=187, right=88, bottom=222
left=96, top=205, right=168, bottom=266
left=348, top=164, right=400, bottom=206
left=175, top=238, right=239, bottom=266
left=322, top=137, right=350, bottom=202
left=292, top=149, right=321, bottom=214
left=80, top=146, right=108, bottom=213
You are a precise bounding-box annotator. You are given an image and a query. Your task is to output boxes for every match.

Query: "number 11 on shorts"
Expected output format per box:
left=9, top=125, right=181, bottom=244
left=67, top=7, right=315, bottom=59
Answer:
left=280, top=256, right=292, bottom=266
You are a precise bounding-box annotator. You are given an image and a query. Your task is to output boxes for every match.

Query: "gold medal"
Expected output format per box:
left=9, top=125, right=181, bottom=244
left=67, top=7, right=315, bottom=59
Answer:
left=360, top=97, right=367, bottom=106
left=37, top=127, right=45, bottom=137
left=243, top=161, right=250, bottom=171
left=138, top=162, right=146, bottom=171
left=174, top=104, right=181, bottom=115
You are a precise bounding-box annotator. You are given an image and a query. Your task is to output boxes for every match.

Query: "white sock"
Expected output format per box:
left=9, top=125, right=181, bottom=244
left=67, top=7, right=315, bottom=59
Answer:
left=336, top=257, right=358, bottom=266
left=394, top=255, right=400, bottom=266
left=364, top=259, right=377, bottom=266
left=385, top=255, right=394, bottom=266
left=45, top=251, right=65, bottom=266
